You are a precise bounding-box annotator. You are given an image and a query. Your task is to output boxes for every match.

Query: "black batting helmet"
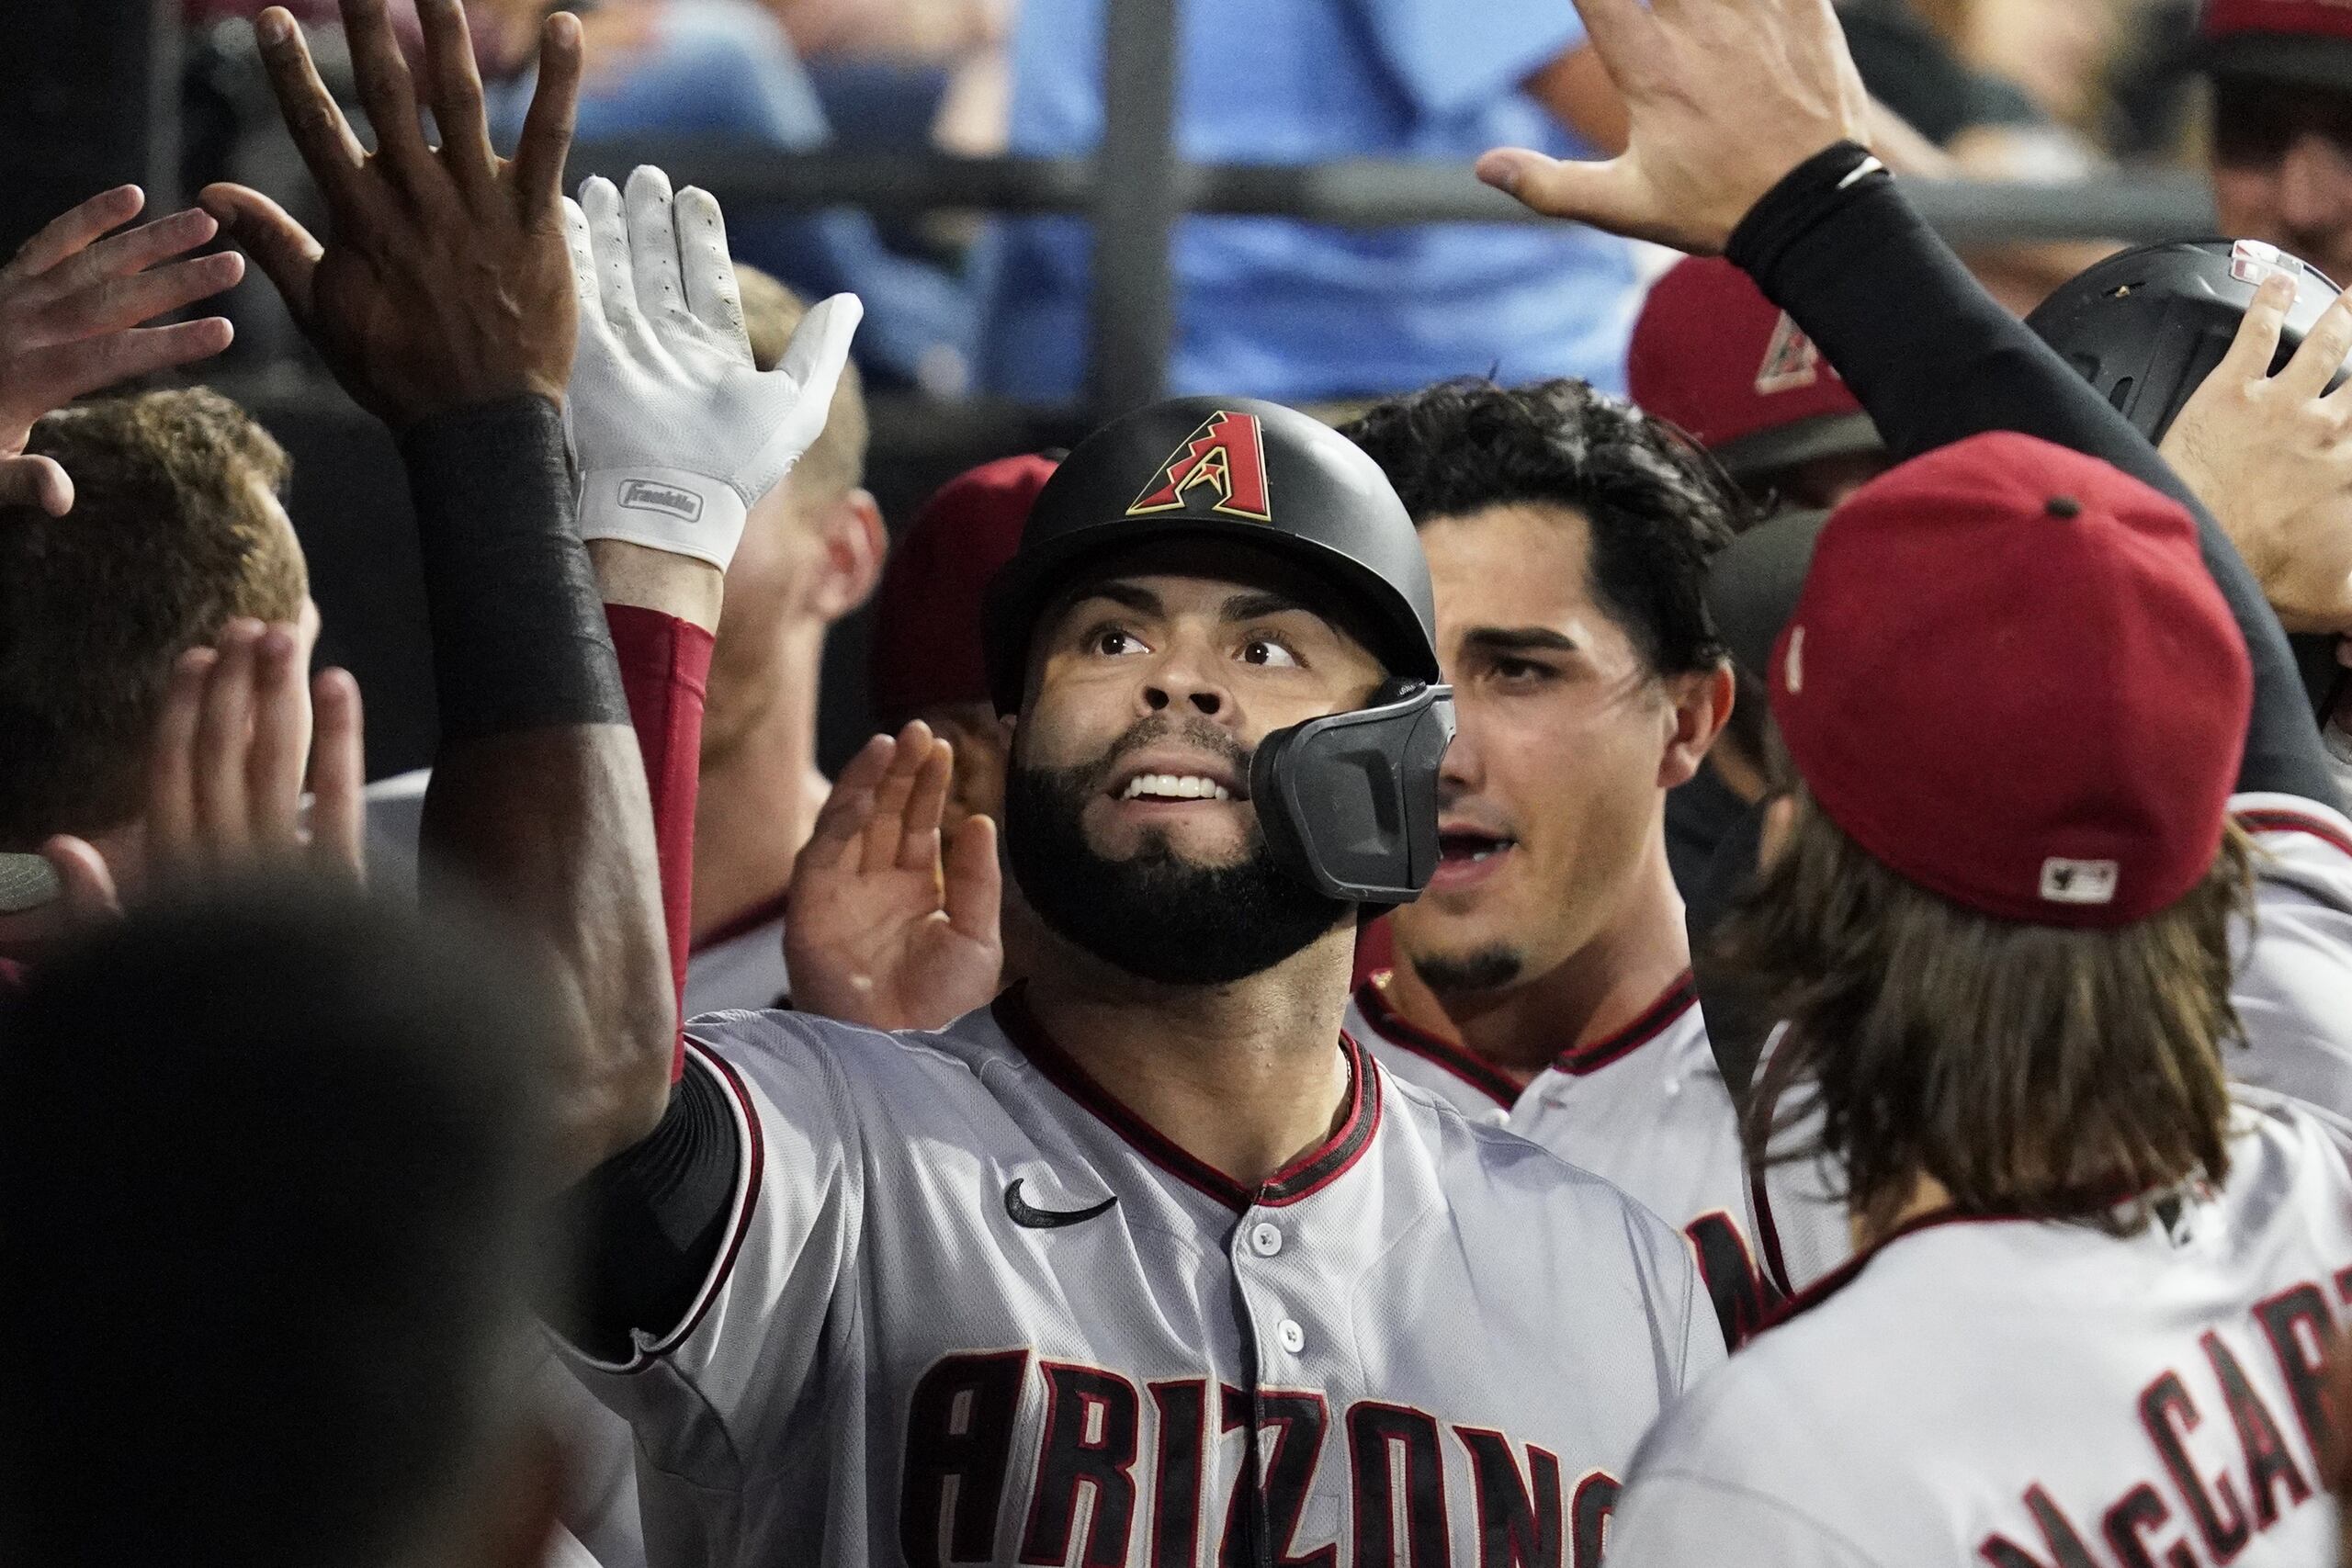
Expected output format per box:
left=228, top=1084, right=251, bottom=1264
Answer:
left=2028, top=238, right=2348, bottom=719
left=982, top=397, right=1440, bottom=714
left=2025, top=238, right=2346, bottom=441
left=980, top=395, right=1453, bottom=906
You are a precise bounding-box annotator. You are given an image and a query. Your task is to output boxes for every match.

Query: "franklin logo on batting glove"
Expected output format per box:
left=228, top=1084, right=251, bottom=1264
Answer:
left=563, top=164, right=861, bottom=572
left=618, top=479, right=705, bottom=525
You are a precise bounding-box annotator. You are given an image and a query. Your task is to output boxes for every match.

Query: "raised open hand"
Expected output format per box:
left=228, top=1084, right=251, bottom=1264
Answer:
left=784, top=722, right=1004, bottom=1032
left=4, top=621, right=366, bottom=955
left=141, top=620, right=368, bottom=887
left=1476, top=0, right=1871, bottom=255
left=2160, top=273, right=2352, bottom=636
left=565, top=165, right=862, bottom=570
left=0, top=186, right=243, bottom=487
left=199, top=0, right=583, bottom=430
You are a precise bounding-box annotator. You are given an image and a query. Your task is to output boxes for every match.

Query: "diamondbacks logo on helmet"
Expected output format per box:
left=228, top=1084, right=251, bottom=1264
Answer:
left=1126, top=410, right=1273, bottom=522
left=1756, top=313, right=1831, bottom=396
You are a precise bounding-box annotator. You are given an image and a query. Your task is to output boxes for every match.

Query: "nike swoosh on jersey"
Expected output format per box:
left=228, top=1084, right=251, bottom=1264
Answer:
left=1003, top=1178, right=1118, bottom=1230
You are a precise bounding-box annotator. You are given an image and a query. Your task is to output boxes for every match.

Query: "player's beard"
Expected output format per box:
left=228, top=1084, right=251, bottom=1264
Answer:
left=1003, top=737, right=1350, bottom=987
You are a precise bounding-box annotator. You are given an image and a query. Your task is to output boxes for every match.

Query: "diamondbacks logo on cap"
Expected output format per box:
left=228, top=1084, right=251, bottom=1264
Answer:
left=1127, top=411, right=1272, bottom=522
left=2040, top=857, right=2120, bottom=907
left=1756, top=313, right=1830, bottom=395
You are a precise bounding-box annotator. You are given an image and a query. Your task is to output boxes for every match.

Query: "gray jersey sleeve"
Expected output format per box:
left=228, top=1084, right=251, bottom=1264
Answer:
left=560, top=1013, right=868, bottom=1491
left=2230, top=796, right=2352, bottom=1113
left=1607, top=1472, right=1886, bottom=1568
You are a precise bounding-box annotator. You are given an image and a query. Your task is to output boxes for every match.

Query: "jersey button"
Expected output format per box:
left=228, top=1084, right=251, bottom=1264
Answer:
left=1250, top=1222, right=1283, bottom=1257
left=1277, top=1318, right=1306, bottom=1354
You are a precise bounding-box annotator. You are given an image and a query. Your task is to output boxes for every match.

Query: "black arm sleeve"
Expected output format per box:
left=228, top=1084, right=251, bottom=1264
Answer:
left=551, top=1060, right=741, bottom=1361
left=1725, top=143, right=2340, bottom=809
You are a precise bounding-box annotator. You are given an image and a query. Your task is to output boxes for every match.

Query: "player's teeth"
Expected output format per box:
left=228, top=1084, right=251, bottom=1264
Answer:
left=1213, top=784, right=1230, bottom=801
left=1178, top=776, right=1204, bottom=798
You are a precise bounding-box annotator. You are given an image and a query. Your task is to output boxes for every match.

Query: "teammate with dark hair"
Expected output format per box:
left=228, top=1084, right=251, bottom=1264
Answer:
left=1339, top=378, right=1776, bottom=1345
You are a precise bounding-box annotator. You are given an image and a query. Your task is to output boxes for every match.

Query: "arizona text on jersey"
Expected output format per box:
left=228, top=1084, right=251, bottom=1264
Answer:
left=560, top=991, right=1723, bottom=1568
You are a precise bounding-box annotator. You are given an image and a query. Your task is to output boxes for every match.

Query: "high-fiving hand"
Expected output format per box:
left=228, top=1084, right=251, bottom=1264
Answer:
left=7, top=622, right=366, bottom=949
left=200, top=0, right=583, bottom=430
left=2160, top=274, right=2352, bottom=637
left=0, top=186, right=245, bottom=514
left=566, top=166, right=863, bottom=570
left=1476, top=0, right=1872, bottom=255
left=784, top=723, right=1004, bottom=1032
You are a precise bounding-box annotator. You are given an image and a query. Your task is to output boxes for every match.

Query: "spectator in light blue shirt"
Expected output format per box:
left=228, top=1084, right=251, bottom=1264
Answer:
left=978, top=0, right=1642, bottom=405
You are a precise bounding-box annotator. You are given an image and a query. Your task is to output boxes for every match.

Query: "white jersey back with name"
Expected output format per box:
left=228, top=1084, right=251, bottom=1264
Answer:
left=1346, top=971, right=1773, bottom=1345
left=1751, top=793, right=2352, bottom=1296
left=563, top=993, right=1723, bottom=1568
left=1611, top=1089, right=2352, bottom=1567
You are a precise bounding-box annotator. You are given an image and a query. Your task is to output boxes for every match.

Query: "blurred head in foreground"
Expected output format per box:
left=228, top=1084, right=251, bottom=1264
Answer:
left=0, top=886, right=561, bottom=1568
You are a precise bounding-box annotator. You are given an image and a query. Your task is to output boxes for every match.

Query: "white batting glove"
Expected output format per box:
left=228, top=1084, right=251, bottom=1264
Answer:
left=564, top=165, right=863, bottom=570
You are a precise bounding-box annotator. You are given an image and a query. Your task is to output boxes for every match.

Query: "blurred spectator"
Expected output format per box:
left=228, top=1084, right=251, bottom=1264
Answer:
left=479, top=0, right=973, bottom=389
left=0, top=887, right=565, bottom=1568
left=2200, top=0, right=2352, bottom=288
left=1913, top=0, right=2126, bottom=135
left=979, top=0, right=1648, bottom=405
left=1837, top=0, right=2048, bottom=150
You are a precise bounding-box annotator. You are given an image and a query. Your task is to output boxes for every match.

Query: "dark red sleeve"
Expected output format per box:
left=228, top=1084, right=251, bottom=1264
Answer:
left=603, top=603, right=713, bottom=1082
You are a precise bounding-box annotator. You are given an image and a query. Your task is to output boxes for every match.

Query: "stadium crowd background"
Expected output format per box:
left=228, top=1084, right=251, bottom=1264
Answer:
left=1, top=0, right=2279, bottom=783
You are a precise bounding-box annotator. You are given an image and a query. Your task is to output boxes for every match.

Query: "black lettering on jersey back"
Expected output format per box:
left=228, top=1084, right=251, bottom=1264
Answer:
left=2139, top=1370, right=2251, bottom=1561
left=1348, top=1403, right=1449, bottom=1567
left=2200, top=1329, right=2311, bottom=1529
left=2100, top=1483, right=2188, bottom=1568
left=1454, top=1427, right=1562, bottom=1568
left=1683, top=1210, right=1779, bottom=1350
left=2254, top=1282, right=2339, bottom=1461
left=1019, top=1362, right=1142, bottom=1567
left=1567, top=1471, right=1617, bottom=1568
left=900, top=1349, right=1030, bottom=1568
left=1148, top=1379, right=1209, bottom=1568
left=1218, top=1384, right=1335, bottom=1568
left=1979, top=1483, right=2099, bottom=1568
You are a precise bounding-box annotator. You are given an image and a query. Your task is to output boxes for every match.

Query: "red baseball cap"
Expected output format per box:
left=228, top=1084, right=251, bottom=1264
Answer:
left=1628, top=257, right=1882, bottom=484
left=1770, top=433, right=2250, bottom=929
left=2199, top=0, right=2352, bottom=91
left=869, top=454, right=1059, bottom=730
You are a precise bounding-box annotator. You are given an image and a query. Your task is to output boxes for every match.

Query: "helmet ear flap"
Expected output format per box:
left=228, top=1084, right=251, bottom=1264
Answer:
left=1250, top=681, right=1455, bottom=908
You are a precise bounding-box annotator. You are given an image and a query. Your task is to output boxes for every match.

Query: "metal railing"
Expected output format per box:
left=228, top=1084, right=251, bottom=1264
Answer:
left=566, top=137, right=2217, bottom=419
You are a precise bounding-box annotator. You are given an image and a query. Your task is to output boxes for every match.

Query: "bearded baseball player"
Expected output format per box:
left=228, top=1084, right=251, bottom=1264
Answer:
left=1475, top=0, right=2352, bottom=1559
left=540, top=392, right=1723, bottom=1568
left=1331, top=380, right=1773, bottom=1345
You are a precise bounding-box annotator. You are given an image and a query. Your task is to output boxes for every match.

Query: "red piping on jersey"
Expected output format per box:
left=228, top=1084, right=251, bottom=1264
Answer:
left=2235, top=807, right=2352, bottom=863
left=1351, top=972, right=1521, bottom=1109
left=633, top=1041, right=767, bottom=1365
left=691, top=888, right=793, bottom=957
left=991, top=986, right=1384, bottom=1213
left=1552, top=971, right=1701, bottom=1077
left=1759, top=1206, right=2082, bottom=1334
left=1748, top=1156, right=1798, bottom=1301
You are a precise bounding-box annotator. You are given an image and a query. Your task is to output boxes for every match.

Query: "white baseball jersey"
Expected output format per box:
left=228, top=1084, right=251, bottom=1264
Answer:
left=1753, top=793, right=2352, bottom=1296
left=1347, top=970, right=1772, bottom=1346
left=563, top=991, right=1723, bottom=1568
left=1609, top=1089, right=2352, bottom=1567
